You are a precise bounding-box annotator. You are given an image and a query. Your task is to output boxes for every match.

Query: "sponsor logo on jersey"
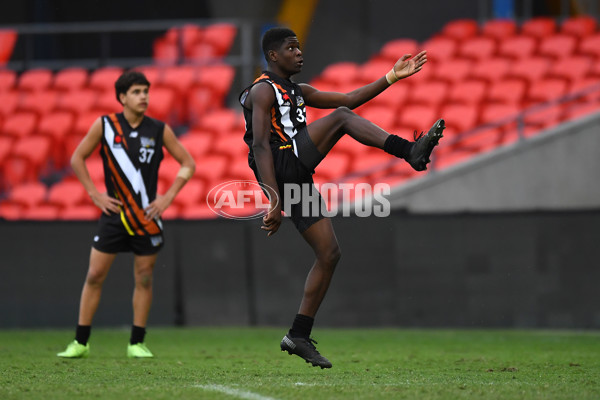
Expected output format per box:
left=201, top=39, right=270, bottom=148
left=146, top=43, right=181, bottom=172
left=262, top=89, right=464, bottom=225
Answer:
left=296, top=96, right=305, bottom=107
left=150, top=235, right=163, bottom=247
left=140, top=137, right=156, bottom=148
left=130, top=131, right=139, bottom=138
left=113, top=135, right=123, bottom=148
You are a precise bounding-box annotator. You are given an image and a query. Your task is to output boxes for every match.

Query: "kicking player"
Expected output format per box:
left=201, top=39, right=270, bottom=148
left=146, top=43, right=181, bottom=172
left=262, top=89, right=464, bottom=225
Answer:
left=239, top=27, right=444, bottom=368
left=57, top=71, right=195, bottom=358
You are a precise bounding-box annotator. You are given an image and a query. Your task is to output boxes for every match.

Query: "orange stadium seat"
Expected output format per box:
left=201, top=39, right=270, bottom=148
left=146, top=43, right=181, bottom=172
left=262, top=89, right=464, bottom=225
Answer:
left=18, top=90, right=59, bottom=117
left=447, top=80, right=487, bottom=105
left=498, top=36, right=537, bottom=59
left=376, top=39, right=419, bottom=63
left=521, top=17, right=557, bottom=39
left=0, top=29, right=17, bottom=66
left=6, top=182, right=48, bottom=209
left=561, top=15, right=597, bottom=38
left=487, top=79, right=527, bottom=104
left=537, top=34, right=577, bottom=59
left=458, top=36, right=497, bottom=60
left=202, top=22, right=237, bottom=57
left=18, top=68, right=53, bottom=91
left=420, top=37, right=457, bottom=63
left=89, top=66, right=124, bottom=92
left=578, top=33, right=600, bottom=58
left=2, top=112, right=38, bottom=139
left=440, top=19, right=479, bottom=41
left=56, top=89, right=97, bottom=115
left=0, top=69, right=16, bottom=91
left=481, top=19, right=518, bottom=40
left=53, top=67, right=89, bottom=92
left=47, top=180, right=88, bottom=209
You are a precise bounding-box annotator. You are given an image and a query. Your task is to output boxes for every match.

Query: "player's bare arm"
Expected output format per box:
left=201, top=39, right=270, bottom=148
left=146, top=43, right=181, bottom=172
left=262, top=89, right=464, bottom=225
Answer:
left=300, top=51, right=427, bottom=110
left=249, top=82, right=283, bottom=236
left=71, top=117, right=122, bottom=215
left=144, top=124, right=195, bottom=220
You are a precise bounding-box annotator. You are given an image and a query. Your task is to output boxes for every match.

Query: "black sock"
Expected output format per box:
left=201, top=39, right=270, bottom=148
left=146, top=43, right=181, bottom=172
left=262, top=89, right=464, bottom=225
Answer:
left=75, top=325, right=91, bottom=345
left=384, top=135, right=414, bottom=159
left=288, top=314, right=314, bottom=339
left=130, top=325, right=146, bottom=345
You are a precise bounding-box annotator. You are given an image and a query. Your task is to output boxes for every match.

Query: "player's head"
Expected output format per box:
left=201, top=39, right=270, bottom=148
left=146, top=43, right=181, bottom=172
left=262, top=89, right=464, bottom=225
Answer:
left=115, top=71, right=150, bottom=104
left=262, top=27, right=298, bottom=62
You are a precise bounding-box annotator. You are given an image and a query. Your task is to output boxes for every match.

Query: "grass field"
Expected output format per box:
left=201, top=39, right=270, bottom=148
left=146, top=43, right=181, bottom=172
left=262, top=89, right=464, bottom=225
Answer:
left=0, top=327, right=598, bottom=399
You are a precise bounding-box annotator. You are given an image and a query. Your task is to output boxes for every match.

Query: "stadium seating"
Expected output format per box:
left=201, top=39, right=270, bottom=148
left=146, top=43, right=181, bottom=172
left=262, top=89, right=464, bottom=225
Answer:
left=0, top=29, right=17, bottom=66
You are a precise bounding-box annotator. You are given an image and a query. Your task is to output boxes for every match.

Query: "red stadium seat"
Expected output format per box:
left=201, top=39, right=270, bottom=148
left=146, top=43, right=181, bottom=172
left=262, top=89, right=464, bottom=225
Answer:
left=194, top=109, right=243, bottom=134
left=366, top=80, right=409, bottom=110
left=537, top=34, right=577, bottom=59
left=563, top=101, right=600, bottom=121
left=2, top=157, right=31, bottom=188
left=480, top=103, right=521, bottom=125
left=213, top=132, right=249, bottom=160
left=2, top=112, right=38, bottom=139
left=56, top=89, right=98, bottom=115
left=447, top=80, right=487, bottom=105
left=72, top=111, right=100, bottom=136
left=21, top=204, right=60, bottom=220
left=521, top=17, right=557, bottom=39
left=440, top=19, right=479, bottom=41
left=202, top=23, right=237, bottom=57
left=458, top=37, right=497, bottom=61
left=561, top=15, right=597, bottom=38
left=498, top=36, right=537, bottom=59
left=356, top=59, right=392, bottom=85
left=525, top=78, right=568, bottom=103
left=187, top=42, right=219, bottom=62
left=350, top=152, right=392, bottom=179
left=420, top=37, right=457, bottom=63
left=0, top=202, right=23, bottom=220
left=487, top=79, right=527, bottom=104
left=60, top=204, right=101, bottom=220
left=146, top=87, right=175, bottom=122
left=48, top=180, right=88, bottom=209
left=396, top=105, right=438, bottom=132
left=18, top=90, right=59, bottom=117
left=195, top=64, right=235, bottom=98
left=89, top=66, right=124, bottom=92
left=358, top=105, right=398, bottom=133
left=0, top=136, right=13, bottom=170
left=568, top=77, right=600, bottom=103
left=53, top=67, right=89, bottom=92
left=135, top=65, right=163, bottom=86
left=0, top=90, right=20, bottom=118
left=431, top=58, right=472, bottom=84
left=0, top=69, right=16, bottom=91
left=93, top=90, right=121, bottom=115
left=506, top=57, right=551, bottom=85
left=319, top=62, right=360, bottom=86
left=159, top=65, right=198, bottom=96
left=18, top=68, right=53, bottom=91
left=452, top=127, right=504, bottom=154
left=187, top=87, right=215, bottom=125
left=177, top=24, right=204, bottom=59
left=12, top=135, right=52, bottom=177
left=440, top=103, right=479, bottom=133
left=193, top=154, right=228, bottom=183
left=547, top=56, right=592, bottom=84
left=172, top=179, right=205, bottom=209
left=177, top=131, right=213, bottom=160
left=470, top=58, right=511, bottom=83
left=523, top=103, right=565, bottom=130
left=481, top=19, right=517, bottom=40
left=37, top=111, right=75, bottom=166
left=7, top=182, right=48, bottom=208
left=0, top=29, right=17, bottom=66
left=376, top=39, right=419, bottom=63
left=407, top=81, right=449, bottom=108
left=578, top=33, right=600, bottom=58
left=179, top=204, right=217, bottom=220
left=153, top=38, right=179, bottom=65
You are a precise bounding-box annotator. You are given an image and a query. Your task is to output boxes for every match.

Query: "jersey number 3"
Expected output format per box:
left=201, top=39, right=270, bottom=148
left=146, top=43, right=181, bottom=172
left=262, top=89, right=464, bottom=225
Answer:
left=139, top=147, right=154, bottom=163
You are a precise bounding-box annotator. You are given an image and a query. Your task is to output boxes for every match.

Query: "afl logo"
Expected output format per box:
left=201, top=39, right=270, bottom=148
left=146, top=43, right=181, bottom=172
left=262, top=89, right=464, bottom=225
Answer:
left=206, top=180, right=279, bottom=220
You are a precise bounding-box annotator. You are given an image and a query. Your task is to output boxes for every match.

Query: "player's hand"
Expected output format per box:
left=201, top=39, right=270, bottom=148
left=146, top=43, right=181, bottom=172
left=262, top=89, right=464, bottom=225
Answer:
left=91, top=192, right=122, bottom=215
left=261, top=203, right=282, bottom=237
left=144, top=194, right=172, bottom=220
left=392, top=50, right=427, bottom=80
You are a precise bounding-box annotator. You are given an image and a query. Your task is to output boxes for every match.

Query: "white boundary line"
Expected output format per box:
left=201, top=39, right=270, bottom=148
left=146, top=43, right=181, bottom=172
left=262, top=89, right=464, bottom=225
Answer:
left=193, top=384, right=280, bottom=400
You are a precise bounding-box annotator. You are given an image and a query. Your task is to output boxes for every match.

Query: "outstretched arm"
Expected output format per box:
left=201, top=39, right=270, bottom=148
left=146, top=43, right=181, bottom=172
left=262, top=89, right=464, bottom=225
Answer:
left=300, top=51, right=427, bottom=110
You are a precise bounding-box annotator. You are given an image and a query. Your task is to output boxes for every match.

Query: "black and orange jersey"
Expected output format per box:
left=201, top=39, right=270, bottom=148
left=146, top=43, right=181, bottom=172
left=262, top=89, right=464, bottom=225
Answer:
left=99, top=112, right=165, bottom=236
left=239, top=71, right=307, bottom=159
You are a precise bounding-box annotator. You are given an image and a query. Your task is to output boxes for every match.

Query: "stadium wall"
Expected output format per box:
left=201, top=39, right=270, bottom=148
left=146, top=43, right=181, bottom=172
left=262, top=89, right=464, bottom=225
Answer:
left=389, top=113, right=600, bottom=212
left=1, top=210, right=598, bottom=329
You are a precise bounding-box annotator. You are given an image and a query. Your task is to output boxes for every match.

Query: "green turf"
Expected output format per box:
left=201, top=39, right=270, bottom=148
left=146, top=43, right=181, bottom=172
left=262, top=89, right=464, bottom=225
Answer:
left=0, top=328, right=598, bottom=399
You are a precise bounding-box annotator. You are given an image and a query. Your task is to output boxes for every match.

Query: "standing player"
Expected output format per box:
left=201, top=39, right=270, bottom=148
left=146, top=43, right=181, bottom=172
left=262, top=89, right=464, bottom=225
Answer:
left=239, top=28, right=445, bottom=368
left=57, top=71, right=195, bottom=358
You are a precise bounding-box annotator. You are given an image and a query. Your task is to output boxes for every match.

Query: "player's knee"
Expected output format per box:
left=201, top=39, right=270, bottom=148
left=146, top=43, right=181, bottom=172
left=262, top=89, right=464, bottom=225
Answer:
left=85, top=269, right=106, bottom=286
left=332, top=106, right=354, bottom=120
left=320, top=243, right=341, bottom=267
left=135, top=270, right=153, bottom=288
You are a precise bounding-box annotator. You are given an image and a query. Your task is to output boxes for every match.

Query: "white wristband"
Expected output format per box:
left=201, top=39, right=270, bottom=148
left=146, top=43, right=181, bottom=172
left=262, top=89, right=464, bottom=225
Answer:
left=385, top=68, right=399, bottom=85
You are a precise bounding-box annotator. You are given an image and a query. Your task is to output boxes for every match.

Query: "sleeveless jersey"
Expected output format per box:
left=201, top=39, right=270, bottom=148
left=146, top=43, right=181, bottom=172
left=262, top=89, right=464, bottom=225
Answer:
left=99, top=113, right=165, bottom=236
left=239, top=71, right=307, bottom=161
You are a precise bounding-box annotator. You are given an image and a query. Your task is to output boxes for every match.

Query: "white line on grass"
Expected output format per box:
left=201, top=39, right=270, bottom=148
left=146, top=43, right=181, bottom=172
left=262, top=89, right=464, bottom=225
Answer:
left=194, top=384, right=280, bottom=400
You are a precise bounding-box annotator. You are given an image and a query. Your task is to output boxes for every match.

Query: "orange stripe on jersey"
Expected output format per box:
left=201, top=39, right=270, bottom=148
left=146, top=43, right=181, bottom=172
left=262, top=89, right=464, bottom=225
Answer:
left=253, top=73, right=269, bottom=84
left=271, top=107, right=288, bottom=142
left=109, top=113, right=128, bottom=150
left=103, top=145, right=161, bottom=235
